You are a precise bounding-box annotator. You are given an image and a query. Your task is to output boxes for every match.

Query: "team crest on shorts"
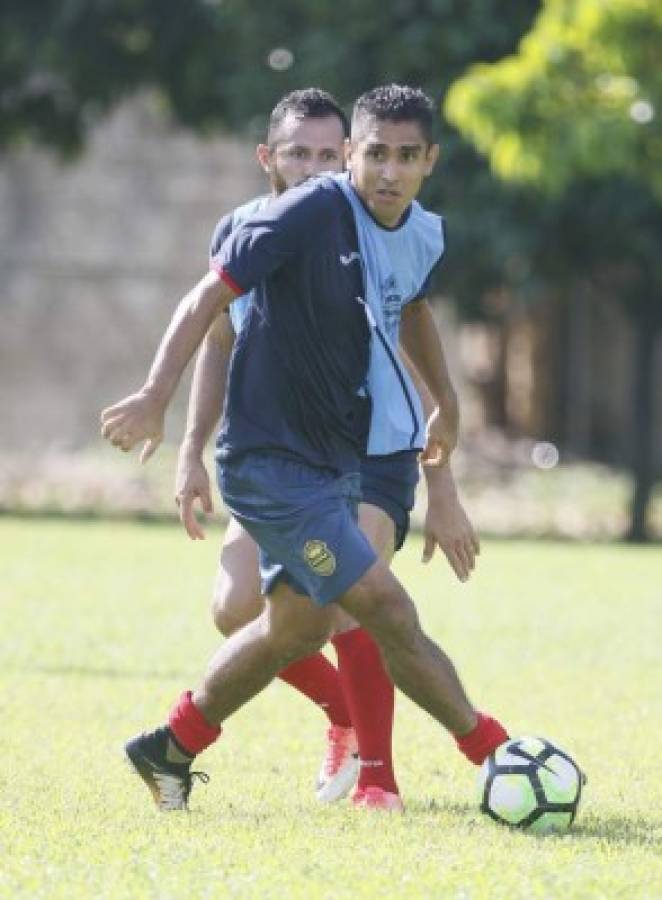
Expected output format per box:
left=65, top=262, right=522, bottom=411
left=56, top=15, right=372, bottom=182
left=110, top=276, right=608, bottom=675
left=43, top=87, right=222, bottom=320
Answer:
left=302, top=540, right=336, bottom=576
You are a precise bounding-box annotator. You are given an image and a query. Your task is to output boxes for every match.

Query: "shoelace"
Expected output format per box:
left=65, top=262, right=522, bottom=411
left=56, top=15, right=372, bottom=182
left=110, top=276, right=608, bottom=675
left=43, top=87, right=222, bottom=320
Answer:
left=190, top=770, right=210, bottom=786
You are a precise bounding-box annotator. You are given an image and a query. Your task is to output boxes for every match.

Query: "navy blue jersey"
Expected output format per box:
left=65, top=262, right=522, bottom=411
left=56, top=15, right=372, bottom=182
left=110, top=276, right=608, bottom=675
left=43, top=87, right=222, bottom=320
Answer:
left=209, top=197, right=270, bottom=335
left=209, top=194, right=270, bottom=260
left=211, top=176, right=371, bottom=475
left=209, top=212, right=233, bottom=259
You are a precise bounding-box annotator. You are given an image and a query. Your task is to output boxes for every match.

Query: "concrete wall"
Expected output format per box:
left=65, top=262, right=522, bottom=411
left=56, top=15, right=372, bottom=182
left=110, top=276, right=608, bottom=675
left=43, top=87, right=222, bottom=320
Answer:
left=0, top=93, right=263, bottom=453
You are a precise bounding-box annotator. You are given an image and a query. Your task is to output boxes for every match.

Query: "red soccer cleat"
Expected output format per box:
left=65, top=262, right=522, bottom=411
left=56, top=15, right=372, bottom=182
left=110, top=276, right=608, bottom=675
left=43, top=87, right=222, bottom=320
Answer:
left=351, top=785, right=404, bottom=813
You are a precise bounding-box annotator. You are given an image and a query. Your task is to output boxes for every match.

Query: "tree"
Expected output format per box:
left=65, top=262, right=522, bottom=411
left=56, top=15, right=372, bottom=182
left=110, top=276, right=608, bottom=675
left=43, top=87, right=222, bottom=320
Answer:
left=1, top=0, right=539, bottom=156
left=0, top=1, right=542, bottom=333
left=445, top=0, right=661, bottom=196
left=445, top=0, right=662, bottom=541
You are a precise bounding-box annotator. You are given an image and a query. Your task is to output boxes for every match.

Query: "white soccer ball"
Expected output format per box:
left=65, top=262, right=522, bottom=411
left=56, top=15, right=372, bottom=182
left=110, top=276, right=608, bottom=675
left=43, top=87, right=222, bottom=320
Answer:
left=477, top=736, right=586, bottom=834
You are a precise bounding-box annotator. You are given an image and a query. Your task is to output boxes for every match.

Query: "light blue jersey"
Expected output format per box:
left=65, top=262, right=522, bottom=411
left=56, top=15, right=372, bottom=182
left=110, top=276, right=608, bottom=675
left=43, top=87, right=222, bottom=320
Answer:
left=333, top=173, right=445, bottom=456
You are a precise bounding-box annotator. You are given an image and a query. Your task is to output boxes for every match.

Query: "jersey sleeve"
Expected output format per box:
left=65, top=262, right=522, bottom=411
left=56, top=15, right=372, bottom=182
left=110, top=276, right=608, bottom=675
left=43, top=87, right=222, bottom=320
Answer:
left=209, top=213, right=234, bottom=262
left=210, top=181, right=330, bottom=295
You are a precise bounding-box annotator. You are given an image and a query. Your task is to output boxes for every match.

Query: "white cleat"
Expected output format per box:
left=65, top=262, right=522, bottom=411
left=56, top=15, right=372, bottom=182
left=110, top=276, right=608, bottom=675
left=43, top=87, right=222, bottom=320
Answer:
left=315, top=725, right=359, bottom=803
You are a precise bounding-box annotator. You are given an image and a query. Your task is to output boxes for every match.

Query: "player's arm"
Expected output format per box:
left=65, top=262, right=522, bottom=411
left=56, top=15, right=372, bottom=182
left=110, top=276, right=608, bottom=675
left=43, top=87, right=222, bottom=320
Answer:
left=100, top=271, right=238, bottom=462
left=401, top=352, right=479, bottom=581
left=101, top=187, right=317, bottom=459
left=175, top=314, right=236, bottom=540
left=400, top=298, right=459, bottom=467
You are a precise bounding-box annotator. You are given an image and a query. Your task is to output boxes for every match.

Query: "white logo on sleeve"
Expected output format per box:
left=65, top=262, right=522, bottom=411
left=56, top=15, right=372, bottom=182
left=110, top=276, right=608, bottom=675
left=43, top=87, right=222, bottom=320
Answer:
left=339, top=251, right=361, bottom=266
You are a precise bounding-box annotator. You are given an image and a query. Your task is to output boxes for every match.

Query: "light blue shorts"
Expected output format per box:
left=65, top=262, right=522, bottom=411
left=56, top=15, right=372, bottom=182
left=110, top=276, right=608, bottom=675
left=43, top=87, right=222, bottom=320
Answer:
left=217, top=452, right=377, bottom=606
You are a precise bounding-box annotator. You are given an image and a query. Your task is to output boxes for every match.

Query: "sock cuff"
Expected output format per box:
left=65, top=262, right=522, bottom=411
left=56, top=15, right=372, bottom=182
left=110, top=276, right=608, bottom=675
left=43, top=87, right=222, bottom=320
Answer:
left=331, top=627, right=372, bottom=654
left=455, top=712, right=509, bottom=766
left=168, top=690, right=221, bottom=756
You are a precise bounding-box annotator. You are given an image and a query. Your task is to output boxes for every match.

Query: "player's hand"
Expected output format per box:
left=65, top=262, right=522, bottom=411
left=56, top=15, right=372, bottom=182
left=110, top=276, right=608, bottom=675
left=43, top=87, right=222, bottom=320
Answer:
left=174, top=448, right=213, bottom=540
left=422, top=475, right=480, bottom=582
left=420, top=406, right=458, bottom=468
left=100, top=390, right=164, bottom=463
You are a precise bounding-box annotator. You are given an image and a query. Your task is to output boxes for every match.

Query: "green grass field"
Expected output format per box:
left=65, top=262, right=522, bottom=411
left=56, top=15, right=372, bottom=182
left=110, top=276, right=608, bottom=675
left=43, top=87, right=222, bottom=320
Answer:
left=1, top=517, right=661, bottom=899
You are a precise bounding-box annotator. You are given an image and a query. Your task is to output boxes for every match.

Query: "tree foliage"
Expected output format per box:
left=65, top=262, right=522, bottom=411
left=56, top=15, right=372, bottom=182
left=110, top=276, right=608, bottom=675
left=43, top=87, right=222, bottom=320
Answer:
left=445, top=0, right=662, bottom=540
left=1, top=0, right=538, bottom=156
left=0, top=0, right=540, bottom=312
left=445, top=0, right=662, bottom=198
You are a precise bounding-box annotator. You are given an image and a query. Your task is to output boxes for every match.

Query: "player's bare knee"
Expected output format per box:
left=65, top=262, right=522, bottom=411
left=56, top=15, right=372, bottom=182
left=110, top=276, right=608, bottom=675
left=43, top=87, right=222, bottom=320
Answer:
left=262, top=587, right=332, bottom=661
left=375, top=593, right=421, bottom=650
left=342, top=563, right=421, bottom=648
left=262, top=619, right=325, bottom=669
left=211, top=579, right=264, bottom=637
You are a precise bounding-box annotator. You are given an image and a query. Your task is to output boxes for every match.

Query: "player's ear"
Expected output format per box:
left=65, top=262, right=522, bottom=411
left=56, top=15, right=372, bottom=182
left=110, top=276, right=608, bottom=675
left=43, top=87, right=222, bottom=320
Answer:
left=256, top=143, right=272, bottom=175
left=423, top=143, right=440, bottom=176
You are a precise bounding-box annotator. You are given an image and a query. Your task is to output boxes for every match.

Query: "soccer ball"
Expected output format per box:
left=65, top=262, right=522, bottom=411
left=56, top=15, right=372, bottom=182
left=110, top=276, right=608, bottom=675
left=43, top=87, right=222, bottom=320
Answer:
left=477, top=736, right=586, bottom=834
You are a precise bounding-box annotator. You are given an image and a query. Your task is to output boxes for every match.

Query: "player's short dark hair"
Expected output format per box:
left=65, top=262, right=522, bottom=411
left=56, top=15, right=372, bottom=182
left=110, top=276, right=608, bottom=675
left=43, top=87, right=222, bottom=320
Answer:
left=352, top=84, right=436, bottom=145
left=267, top=89, right=350, bottom=146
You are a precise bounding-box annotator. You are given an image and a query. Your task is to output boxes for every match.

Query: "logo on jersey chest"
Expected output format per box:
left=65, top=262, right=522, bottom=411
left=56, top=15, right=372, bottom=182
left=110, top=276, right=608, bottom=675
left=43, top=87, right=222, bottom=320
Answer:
left=339, top=251, right=361, bottom=266
left=302, top=540, right=336, bottom=577
left=381, top=274, right=402, bottom=341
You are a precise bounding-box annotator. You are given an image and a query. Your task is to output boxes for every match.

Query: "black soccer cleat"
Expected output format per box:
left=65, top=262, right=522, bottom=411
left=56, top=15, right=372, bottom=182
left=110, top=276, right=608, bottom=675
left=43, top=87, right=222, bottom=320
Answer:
left=125, top=726, right=209, bottom=811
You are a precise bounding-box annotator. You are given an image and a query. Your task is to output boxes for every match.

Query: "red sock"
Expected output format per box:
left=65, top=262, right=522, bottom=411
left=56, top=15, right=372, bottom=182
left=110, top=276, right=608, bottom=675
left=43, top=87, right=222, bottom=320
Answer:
left=279, top=653, right=352, bottom=727
left=168, top=690, right=221, bottom=756
left=455, top=712, right=509, bottom=765
left=332, top=628, right=398, bottom=795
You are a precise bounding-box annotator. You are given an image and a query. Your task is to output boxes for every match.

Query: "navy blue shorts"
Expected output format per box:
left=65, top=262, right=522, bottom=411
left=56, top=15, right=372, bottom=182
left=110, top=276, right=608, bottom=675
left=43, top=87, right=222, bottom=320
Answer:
left=217, top=453, right=377, bottom=606
left=360, top=450, right=419, bottom=551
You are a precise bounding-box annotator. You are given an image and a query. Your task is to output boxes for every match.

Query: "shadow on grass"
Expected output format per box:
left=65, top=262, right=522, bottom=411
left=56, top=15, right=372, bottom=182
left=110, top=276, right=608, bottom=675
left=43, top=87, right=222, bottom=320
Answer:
left=571, top=812, right=662, bottom=850
left=403, top=801, right=661, bottom=851
left=406, top=798, right=476, bottom=818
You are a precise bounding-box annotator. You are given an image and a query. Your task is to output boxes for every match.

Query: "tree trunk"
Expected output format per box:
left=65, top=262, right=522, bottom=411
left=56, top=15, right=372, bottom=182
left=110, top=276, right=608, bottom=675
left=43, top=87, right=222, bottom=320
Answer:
left=483, top=320, right=508, bottom=430
left=563, top=285, right=593, bottom=456
left=626, top=314, right=658, bottom=543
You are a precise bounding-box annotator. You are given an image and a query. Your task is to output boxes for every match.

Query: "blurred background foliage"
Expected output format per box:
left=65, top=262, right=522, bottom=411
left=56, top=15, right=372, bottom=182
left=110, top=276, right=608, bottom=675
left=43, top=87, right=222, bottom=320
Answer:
left=1, top=0, right=660, bottom=540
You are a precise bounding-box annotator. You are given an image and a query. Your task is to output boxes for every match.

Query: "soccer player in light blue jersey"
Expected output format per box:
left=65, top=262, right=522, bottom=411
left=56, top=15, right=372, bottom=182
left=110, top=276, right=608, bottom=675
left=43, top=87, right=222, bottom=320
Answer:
left=175, top=89, right=479, bottom=811
left=102, top=85, right=509, bottom=813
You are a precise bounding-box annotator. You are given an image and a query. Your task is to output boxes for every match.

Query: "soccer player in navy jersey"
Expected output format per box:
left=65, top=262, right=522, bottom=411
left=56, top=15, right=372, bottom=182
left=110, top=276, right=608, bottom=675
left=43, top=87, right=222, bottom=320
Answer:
left=175, top=89, right=479, bottom=810
left=101, top=85, right=508, bottom=813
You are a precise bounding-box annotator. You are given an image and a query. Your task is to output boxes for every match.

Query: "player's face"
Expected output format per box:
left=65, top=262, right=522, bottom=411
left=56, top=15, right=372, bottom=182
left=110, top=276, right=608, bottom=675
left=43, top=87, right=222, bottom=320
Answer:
left=258, top=113, right=346, bottom=195
left=347, top=118, right=439, bottom=228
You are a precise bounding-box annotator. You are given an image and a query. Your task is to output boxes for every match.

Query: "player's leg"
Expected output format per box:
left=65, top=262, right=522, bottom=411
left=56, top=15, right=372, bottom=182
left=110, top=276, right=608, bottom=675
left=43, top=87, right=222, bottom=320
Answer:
left=125, top=457, right=502, bottom=811
left=125, top=450, right=374, bottom=811
left=213, top=518, right=352, bottom=729
left=211, top=454, right=499, bottom=787
left=330, top=502, right=401, bottom=809
left=211, top=516, right=263, bottom=634
left=127, top=548, right=500, bottom=809
left=172, top=526, right=501, bottom=803
left=214, top=517, right=358, bottom=802
left=196, top=582, right=336, bottom=721
left=337, top=560, right=508, bottom=764
left=126, top=580, right=336, bottom=810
